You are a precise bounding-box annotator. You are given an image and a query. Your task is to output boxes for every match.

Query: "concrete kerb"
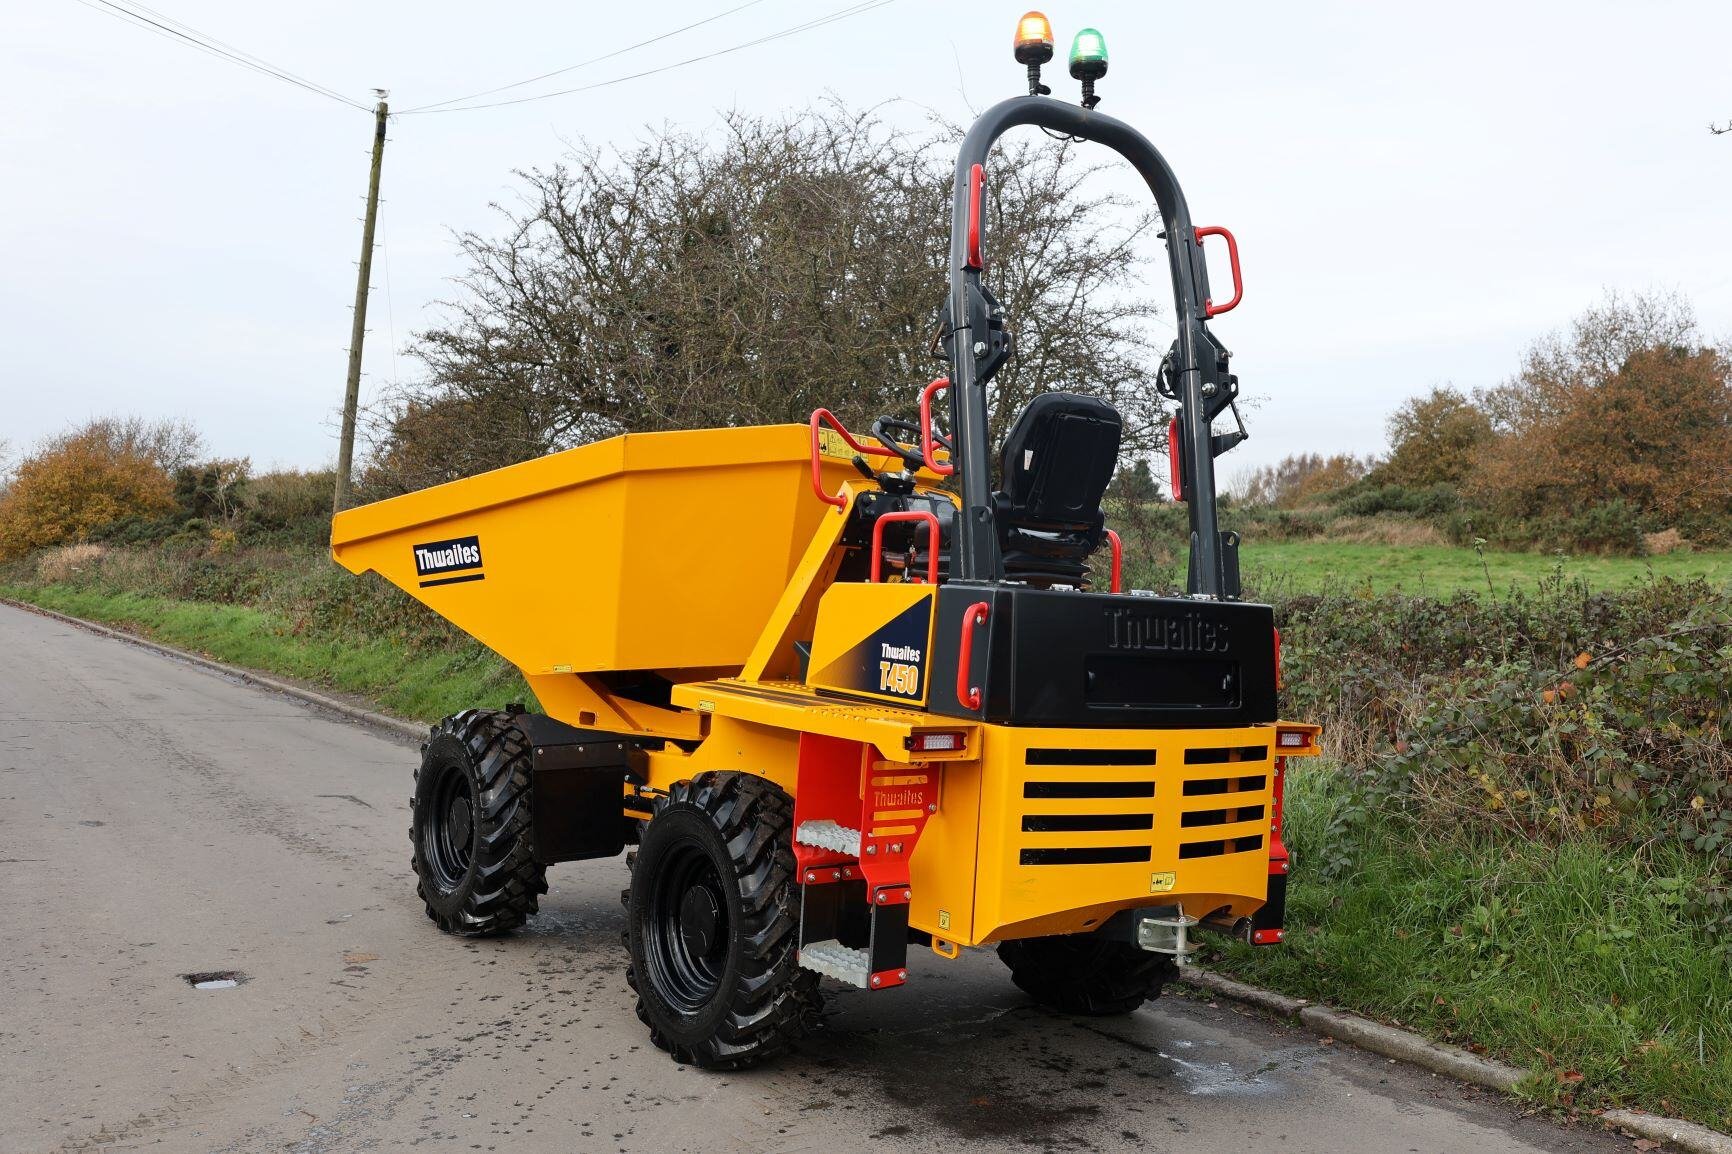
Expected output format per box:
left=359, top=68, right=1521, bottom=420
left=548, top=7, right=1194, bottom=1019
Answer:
left=0, top=598, right=425, bottom=745
left=1598, top=1112, right=1732, bottom=1154
left=1181, top=959, right=1727, bottom=1151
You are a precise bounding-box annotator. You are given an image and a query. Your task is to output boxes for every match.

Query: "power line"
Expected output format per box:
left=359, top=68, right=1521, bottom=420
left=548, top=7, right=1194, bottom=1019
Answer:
left=118, top=0, right=366, bottom=108
left=67, top=0, right=369, bottom=111
left=398, top=0, right=896, bottom=117
left=401, top=0, right=769, bottom=114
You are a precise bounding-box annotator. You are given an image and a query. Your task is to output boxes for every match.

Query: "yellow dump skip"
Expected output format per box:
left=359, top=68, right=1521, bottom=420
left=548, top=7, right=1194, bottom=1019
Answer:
left=331, top=425, right=856, bottom=677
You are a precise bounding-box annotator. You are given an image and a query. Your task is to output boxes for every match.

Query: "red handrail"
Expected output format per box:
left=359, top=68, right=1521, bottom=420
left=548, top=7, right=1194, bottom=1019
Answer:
left=870, top=510, right=941, bottom=584
left=956, top=601, right=991, bottom=710
left=1104, top=529, right=1122, bottom=593
left=1195, top=226, right=1243, bottom=318
left=810, top=408, right=900, bottom=510
left=919, top=377, right=953, bottom=476
left=965, top=164, right=985, bottom=271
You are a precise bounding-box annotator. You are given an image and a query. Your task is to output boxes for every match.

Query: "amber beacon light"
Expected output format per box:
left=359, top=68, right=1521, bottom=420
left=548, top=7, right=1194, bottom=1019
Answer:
left=1014, top=11, right=1055, bottom=95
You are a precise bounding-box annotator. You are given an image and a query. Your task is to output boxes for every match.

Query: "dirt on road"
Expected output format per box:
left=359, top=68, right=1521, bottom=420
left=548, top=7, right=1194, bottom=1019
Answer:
left=0, top=603, right=1637, bottom=1153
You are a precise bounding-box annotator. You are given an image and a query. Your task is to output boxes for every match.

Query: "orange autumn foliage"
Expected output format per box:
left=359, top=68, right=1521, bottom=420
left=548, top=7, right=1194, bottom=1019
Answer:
left=1468, top=293, right=1732, bottom=522
left=0, top=423, right=180, bottom=559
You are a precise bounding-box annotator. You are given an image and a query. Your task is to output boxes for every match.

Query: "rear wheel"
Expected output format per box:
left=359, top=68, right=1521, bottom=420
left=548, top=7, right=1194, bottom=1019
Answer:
left=997, top=934, right=1176, bottom=1016
left=624, top=772, right=819, bottom=1068
left=411, top=710, right=546, bottom=934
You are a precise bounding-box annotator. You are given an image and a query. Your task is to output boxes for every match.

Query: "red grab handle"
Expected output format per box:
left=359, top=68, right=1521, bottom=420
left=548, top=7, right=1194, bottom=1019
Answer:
left=966, top=164, right=985, bottom=271
left=1194, top=226, right=1243, bottom=317
left=920, top=377, right=953, bottom=476
left=810, top=407, right=900, bottom=510
left=956, top=601, right=991, bottom=710
left=870, top=510, right=941, bottom=584
left=1104, top=529, right=1122, bottom=593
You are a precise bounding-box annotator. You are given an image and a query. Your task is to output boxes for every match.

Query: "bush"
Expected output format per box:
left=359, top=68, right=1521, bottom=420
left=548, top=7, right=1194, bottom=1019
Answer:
left=247, top=469, right=334, bottom=544
left=1547, top=499, right=1646, bottom=556
left=0, top=423, right=179, bottom=559
left=1332, top=482, right=1460, bottom=519
left=1276, top=574, right=1732, bottom=934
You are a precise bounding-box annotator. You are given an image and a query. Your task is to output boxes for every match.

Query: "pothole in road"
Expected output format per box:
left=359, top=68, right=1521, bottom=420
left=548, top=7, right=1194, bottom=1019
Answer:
left=182, top=970, right=247, bottom=990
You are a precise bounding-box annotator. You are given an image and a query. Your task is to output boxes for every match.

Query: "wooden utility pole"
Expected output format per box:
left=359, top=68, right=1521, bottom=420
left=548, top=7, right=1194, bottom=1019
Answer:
left=334, top=93, right=389, bottom=514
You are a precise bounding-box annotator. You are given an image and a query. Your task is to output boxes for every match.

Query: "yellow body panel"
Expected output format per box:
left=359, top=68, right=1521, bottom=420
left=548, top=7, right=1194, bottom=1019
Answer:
left=963, top=724, right=1282, bottom=942
left=330, top=425, right=859, bottom=686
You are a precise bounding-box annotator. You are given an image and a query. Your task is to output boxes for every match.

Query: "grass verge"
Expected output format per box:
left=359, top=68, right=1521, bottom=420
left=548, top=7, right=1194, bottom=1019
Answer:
left=1239, top=540, right=1732, bottom=596
left=1211, top=760, right=1732, bottom=1132
left=0, top=584, right=531, bottom=723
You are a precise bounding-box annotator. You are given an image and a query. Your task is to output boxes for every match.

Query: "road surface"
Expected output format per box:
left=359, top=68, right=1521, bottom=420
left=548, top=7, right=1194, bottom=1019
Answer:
left=0, top=602, right=1636, bottom=1153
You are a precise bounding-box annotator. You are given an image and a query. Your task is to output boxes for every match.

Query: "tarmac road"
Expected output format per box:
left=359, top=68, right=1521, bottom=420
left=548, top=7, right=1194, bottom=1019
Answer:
left=0, top=602, right=1640, bottom=1154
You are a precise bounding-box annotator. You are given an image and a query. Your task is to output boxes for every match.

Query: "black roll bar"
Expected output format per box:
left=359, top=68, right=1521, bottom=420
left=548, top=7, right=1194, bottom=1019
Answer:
left=941, top=95, right=1236, bottom=597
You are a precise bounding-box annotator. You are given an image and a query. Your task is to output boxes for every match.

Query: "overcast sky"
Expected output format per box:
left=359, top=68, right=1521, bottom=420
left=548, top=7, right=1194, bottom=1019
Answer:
left=4, top=0, right=1730, bottom=485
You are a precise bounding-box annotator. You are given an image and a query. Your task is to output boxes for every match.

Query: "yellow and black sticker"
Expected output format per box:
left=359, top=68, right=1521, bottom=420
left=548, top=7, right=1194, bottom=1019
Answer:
left=812, top=595, right=935, bottom=707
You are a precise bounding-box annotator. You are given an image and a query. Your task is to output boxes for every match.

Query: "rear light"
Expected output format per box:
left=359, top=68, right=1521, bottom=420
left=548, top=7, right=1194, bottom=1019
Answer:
left=909, top=731, right=965, bottom=754
left=1276, top=727, right=1311, bottom=750
left=1167, top=415, right=1185, bottom=501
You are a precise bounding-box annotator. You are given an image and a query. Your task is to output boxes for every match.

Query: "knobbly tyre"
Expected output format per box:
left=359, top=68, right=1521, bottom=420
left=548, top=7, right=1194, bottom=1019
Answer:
left=330, top=12, right=1320, bottom=1070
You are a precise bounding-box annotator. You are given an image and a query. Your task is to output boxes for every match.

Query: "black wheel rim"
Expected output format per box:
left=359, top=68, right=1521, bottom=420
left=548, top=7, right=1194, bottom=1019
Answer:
left=422, top=758, right=475, bottom=892
left=646, top=836, right=730, bottom=1015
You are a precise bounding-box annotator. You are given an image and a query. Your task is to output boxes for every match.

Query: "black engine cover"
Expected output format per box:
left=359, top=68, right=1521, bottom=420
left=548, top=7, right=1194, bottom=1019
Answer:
left=926, top=585, right=1277, bottom=728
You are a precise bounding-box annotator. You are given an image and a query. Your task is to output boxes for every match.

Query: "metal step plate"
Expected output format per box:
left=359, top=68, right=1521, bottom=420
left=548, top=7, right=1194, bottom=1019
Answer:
left=795, top=819, right=862, bottom=858
left=798, top=939, right=870, bottom=988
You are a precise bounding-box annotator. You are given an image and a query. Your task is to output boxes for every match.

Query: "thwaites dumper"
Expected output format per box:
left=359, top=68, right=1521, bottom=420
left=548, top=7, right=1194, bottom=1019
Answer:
left=331, top=15, right=1319, bottom=1069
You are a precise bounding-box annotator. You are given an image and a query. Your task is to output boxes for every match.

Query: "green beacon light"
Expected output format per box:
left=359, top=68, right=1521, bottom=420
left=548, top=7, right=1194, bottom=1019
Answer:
left=1068, top=27, right=1108, bottom=109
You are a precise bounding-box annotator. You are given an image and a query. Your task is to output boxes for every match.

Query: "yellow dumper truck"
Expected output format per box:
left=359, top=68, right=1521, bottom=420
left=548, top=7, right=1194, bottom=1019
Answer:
left=332, top=14, right=1317, bottom=1069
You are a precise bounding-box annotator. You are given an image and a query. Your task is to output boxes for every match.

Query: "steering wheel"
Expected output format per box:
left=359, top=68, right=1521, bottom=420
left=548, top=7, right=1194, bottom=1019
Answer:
left=870, top=416, right=931, bottom=472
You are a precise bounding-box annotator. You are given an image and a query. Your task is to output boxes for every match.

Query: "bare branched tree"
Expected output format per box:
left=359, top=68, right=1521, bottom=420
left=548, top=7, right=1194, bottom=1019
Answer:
left=367, top=103, right=1168, bottom=493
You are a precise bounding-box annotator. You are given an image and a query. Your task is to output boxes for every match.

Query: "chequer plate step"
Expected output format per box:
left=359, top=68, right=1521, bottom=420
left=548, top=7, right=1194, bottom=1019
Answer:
left=795, top=820, right=862, bottom=858
left=798, top=939, right=870, bottom=988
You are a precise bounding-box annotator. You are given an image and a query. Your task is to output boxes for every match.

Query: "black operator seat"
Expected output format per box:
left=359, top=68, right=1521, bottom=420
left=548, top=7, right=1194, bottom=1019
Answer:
left=993, top=392, right=1123, bottom=588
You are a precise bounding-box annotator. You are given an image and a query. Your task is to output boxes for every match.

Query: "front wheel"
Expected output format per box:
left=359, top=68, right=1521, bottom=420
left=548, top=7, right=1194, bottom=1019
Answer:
left=997, top=934, right=1177, bottom=1016
left=411, top=710, right=546, bottom=934
left=624, top=773, right=819, bottom=1069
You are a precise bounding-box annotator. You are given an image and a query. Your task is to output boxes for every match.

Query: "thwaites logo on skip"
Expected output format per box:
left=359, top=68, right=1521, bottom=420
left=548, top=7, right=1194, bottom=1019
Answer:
left=412, top=535, right=484, bottom=587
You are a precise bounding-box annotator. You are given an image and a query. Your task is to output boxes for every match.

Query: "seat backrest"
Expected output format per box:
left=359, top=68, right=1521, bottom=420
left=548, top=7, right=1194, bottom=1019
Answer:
left=997, top=392, right=1122, bottom=528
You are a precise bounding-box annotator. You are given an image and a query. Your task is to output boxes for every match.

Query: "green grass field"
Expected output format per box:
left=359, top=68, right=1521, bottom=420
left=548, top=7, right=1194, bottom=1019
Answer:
left=1240, top=541, right=1732, bottom=596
